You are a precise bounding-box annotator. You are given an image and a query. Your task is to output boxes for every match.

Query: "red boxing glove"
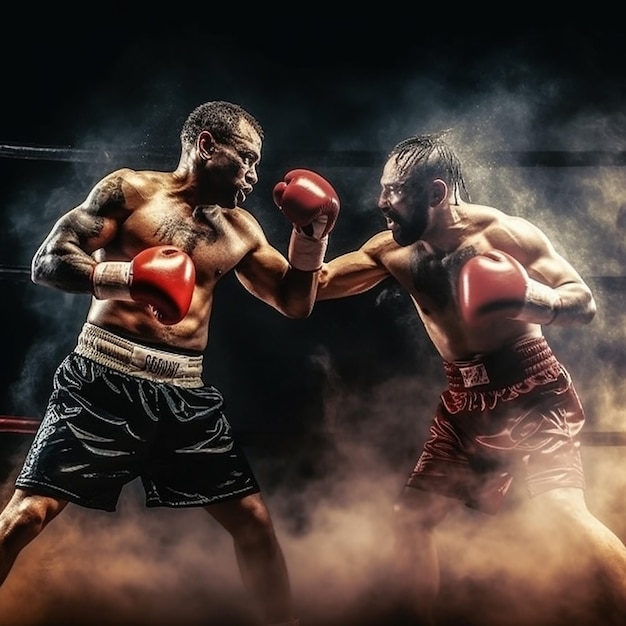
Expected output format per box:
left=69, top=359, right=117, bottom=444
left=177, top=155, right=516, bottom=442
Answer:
left=458, top=250, right=560, bottom=326
left=92, top=246, right=196, bottom=325
left=273, top=169, right=340, bottom=271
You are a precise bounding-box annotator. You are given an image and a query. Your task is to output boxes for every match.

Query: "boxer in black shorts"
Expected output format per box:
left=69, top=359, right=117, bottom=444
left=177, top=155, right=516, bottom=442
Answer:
left=17, top=324, right=260, bottom=511
left=0, top=101, right=340, bottom=626
left=315, top=131, right=626, bottom=624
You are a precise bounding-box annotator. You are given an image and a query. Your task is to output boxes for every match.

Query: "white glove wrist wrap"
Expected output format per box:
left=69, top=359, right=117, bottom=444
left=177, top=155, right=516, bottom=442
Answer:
left=288, top=228, right=328, bottom=272
left=92, top=262, right=133, bottom=300
left=514, top=279, right=561, bottom=325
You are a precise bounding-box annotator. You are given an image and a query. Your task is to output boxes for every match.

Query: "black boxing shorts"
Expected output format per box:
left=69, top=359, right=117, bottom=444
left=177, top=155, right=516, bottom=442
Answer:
left=406, top=336, right=585, bottom=515
left=15, top=323, right=260, bottom=511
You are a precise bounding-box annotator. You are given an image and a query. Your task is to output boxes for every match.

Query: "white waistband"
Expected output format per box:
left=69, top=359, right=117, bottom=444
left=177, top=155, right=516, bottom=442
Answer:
left=74, top=323, right=204, bottom=388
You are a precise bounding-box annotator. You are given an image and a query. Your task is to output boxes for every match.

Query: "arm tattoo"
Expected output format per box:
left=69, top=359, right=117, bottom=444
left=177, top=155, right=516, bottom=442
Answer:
left=67, top=211, right=106, bottom=243
left=86, top=176, right=126, bottom=215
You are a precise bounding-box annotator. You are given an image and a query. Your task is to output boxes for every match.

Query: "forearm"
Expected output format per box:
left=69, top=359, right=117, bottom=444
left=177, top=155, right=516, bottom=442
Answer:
left=274, top=268, right=319, bottom=318
left=550, top=282, right=596, bottom=326
left=316, top=260, right=389, bottom=301
left=31, top=240, right=96, bottom=293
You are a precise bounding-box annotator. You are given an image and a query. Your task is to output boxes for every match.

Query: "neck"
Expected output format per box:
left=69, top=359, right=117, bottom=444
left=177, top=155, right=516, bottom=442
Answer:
left=172, top=159, right=217, bottom=205
left=421, top=199, right=468, bottom=253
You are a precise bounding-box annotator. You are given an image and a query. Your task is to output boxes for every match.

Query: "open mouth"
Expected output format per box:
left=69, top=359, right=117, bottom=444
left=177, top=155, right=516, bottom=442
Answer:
left=382, top=209, right=398, bottom=229
left=237, top=186, right=254, bottom=205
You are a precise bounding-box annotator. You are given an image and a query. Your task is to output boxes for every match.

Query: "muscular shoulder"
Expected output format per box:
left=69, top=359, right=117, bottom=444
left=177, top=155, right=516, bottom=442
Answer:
left=222, top=206, right=266, bottom=245
left=225, top=206, right=261, bottom=229
left=488, top=213, right=545, bottom=245
left=473, top=204, right=555, bottom=262
left=85, top=168, right=167, bottom=214
left=361, top=230, right=397, bottom=261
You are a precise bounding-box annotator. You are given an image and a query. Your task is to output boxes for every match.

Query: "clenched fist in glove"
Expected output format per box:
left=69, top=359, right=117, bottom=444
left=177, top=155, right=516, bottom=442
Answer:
left=458, top=250, right=561, bottom=326
left=273, top=169, right=340, bottom=271
left=91, top=246, right=196, bottom=325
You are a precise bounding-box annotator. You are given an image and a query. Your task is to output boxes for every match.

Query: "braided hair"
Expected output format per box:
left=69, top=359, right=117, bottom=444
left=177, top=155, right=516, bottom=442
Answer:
left=388, top=130, right=470, bottom=203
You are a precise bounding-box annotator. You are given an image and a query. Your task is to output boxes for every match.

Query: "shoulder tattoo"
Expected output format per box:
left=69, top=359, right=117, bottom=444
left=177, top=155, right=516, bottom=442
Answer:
left=86, top=176, right=126, bottom=214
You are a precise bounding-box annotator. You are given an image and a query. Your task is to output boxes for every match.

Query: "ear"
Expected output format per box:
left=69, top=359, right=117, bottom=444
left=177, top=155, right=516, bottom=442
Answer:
left=197, top=130, right=216, bottom=160
left=429, top=179, right=448, bottom=206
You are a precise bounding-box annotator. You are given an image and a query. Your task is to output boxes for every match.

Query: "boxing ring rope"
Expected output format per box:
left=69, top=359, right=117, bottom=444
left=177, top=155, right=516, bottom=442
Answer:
left=0, top=418, right=42, bottom=435
left=2, top=142, right=626, bottom=441
left=0, top=415, right=624, bottom=444
left=4, top=142, right=626, bottom=168
left=2, top=257, right=626, bottom=442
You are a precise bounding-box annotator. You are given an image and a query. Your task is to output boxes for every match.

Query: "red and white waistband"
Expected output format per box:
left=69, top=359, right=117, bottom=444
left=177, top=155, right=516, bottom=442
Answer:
left=443, top=337, right=560, bottom=392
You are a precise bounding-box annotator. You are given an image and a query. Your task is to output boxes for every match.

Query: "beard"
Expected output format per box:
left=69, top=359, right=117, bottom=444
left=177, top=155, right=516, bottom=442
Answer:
left=391, top=209, right=429, bottom=247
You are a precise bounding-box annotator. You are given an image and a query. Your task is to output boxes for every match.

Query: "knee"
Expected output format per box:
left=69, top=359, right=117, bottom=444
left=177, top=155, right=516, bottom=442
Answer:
left=392, top=495, right=447, bottom=534
left=393, top=500, right=427, bottom=532
left=0, top=494, right=51, bottom=544
left=232, top=497, right=277, bottom=547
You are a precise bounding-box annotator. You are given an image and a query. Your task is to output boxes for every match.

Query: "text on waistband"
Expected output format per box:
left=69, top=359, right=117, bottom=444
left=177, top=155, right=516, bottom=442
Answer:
left=458, top=363, right=490, bottom=387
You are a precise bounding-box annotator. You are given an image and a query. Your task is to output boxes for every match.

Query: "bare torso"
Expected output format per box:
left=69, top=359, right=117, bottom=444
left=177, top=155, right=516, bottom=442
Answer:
left=86, top=170, right=267, bottom=352
left=374, top=233, right=540, bottom=361
left=318, top=201, right=591, bottom=362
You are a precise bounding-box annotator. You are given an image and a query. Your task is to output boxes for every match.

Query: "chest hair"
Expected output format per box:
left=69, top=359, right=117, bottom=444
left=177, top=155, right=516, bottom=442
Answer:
left=409, top=243, right=476, bottom=310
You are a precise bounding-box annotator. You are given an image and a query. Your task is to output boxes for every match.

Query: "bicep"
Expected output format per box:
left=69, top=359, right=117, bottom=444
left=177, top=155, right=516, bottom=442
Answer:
left=32, top=173, right=130, bottom=290
left=527, top=236, right=586, bottom=290
left=234, top=242, right=291, bottom=300
left=317, top=247, right=390, bottom=300
left=488, top=216, right=595, bottom=324
left=40, top=205, right=116, bottom=255
left=520, top=223, right=596, bottom=322
left=498, top=217, right=587, bottom=288
left=39, top=172, right=130, bottom=254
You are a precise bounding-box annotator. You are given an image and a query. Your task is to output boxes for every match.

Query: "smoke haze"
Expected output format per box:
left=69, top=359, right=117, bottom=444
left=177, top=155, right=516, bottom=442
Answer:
left=1, top=15, right=626, bottom=626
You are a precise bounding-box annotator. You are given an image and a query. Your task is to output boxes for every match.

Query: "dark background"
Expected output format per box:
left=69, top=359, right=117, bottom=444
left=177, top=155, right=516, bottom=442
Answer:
left=2, top=11, right=625, bottom=433
left=1, top=10, right=626, bottom=626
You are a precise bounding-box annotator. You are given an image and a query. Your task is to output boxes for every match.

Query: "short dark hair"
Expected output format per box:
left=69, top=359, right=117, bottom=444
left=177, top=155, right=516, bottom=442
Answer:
left=388, top=130, right=470, bottom=202
left=180, top=101, right=264, bottom=150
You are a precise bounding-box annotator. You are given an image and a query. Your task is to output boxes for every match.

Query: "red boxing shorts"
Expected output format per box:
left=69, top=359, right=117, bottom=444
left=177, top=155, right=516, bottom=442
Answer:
left=406, top=336, right=585, bottom=514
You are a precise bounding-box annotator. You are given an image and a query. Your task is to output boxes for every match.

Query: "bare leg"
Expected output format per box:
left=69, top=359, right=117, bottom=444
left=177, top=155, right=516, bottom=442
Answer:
left=206, top=493, right=297, bottom=626
left=0, top=489, right=67, bottom=586
left=392, top=487, right=458, bottom=626
left=533, top=487, right=626, bottom=623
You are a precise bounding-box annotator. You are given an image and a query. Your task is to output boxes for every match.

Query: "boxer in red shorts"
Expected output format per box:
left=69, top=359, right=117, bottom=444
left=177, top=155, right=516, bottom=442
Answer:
left=316, top=131, right=626, bottom=624
left=409, top=335, right=585, bottom=515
